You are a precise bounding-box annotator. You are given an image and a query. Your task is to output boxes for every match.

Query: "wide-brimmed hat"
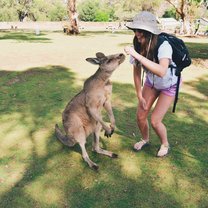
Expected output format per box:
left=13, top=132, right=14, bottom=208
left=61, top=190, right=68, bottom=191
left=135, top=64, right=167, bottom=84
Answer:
left=126, top=11, right=161, bottom=35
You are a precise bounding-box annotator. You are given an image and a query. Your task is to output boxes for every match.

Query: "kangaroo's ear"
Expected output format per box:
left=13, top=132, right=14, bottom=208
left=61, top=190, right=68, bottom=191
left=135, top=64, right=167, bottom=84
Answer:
left=96, top=52, right=105, bottom=59
left=86, top=58, right=100, bottom=65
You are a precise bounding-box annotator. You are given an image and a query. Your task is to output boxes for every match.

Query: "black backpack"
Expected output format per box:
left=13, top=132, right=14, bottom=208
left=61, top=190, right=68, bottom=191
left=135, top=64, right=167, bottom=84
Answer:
left=155, top=32, right=192, bottom=112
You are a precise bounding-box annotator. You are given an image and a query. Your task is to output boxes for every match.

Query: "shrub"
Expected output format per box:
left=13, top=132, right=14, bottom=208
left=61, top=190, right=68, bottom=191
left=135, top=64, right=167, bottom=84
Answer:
left=95, top=11, right=109, bottom=22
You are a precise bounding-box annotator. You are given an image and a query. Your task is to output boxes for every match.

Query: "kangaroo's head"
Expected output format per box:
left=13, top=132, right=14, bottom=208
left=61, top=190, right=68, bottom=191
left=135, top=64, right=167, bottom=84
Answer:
left=86, top=52, right=125, bottom=73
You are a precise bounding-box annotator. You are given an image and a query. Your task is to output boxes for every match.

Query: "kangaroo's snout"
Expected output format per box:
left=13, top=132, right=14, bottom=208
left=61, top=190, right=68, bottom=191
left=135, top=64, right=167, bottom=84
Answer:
left=86, top=52, right=125, bottom=73
left=118, top=53, right=125, bottom=64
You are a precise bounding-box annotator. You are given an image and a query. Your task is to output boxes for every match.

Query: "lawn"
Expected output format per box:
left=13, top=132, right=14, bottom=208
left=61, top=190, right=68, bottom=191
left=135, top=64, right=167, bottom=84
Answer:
left=0, top=30, right=208, bottom=208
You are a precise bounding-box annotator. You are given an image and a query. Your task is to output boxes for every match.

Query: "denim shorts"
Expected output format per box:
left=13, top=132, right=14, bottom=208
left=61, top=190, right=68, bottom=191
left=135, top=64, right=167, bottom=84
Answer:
left=144, top=77, right=178, bottom=97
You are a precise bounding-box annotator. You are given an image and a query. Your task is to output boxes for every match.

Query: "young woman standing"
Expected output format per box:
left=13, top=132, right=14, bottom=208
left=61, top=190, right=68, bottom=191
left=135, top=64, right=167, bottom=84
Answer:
left=124, top=11, right=179, bottom=157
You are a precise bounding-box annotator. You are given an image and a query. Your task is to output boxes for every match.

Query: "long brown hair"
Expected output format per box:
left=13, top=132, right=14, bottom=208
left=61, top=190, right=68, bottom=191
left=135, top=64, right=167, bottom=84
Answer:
left=133, top=30, right=158, bottom=65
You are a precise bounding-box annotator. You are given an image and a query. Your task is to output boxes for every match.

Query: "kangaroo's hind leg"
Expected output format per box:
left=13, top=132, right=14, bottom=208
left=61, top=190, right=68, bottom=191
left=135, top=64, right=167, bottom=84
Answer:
left=76, top=131, right=99, bottom=170
left=92, top=123, right=118, bottom=158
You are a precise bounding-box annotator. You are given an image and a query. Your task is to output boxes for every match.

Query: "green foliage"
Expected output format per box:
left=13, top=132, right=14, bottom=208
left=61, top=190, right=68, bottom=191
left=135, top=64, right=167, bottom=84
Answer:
left=0, top=0, right=204, bottom=23
left=95, top=11, right=109, bottom=22
left=30, top=0, right=67, bottom=21
left=78, top=0, right=117, bottom=22
left=165, top=0, right=208, bottom=27
left=48, top=2, right=67, bottom=21
left=30, top=0, right=49, bottom=21
left=0, top=0, right=67, bottom=21
left=0, top=0, right=18, bottom=21
left=78, top=0, right=99, bottom=21
left=0, top=7, right=18, bottom=21
left=163, top=8, right=176, bottom=18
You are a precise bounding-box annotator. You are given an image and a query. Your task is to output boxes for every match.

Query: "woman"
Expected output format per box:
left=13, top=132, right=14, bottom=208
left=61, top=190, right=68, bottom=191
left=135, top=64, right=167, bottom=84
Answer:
left=124, top=11, right=178, bottom=157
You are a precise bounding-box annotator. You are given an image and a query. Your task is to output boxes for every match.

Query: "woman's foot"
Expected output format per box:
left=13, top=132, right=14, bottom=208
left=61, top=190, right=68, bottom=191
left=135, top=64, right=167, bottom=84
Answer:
left=157, top=144, right=170, bottom=157
left=133, top=139, right=150, bottom=151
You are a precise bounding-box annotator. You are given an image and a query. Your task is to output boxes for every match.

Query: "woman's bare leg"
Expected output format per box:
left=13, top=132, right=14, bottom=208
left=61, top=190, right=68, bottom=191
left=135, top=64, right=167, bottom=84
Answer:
left=137, top=85, right=159, bottom=141
left=151, top=93, right=174, bottom=145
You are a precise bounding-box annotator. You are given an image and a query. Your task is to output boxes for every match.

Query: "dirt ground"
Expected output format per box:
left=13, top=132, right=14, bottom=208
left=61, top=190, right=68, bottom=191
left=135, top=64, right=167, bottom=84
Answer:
left=0, top=31, right=207, bottom=98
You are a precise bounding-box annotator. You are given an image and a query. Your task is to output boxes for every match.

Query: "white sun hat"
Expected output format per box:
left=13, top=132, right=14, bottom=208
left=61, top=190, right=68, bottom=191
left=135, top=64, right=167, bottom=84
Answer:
left=126, top=11, right=161, bottom=35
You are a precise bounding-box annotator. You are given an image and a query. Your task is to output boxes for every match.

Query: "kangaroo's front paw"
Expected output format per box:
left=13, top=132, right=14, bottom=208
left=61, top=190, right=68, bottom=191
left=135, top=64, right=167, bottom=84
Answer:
left=104, top=127, right=114, bottom=138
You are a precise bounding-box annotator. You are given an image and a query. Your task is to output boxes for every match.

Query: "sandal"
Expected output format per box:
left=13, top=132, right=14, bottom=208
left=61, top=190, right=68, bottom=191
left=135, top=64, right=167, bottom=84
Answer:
left=157, top=144, right=170, bottom=157
left=133, top=139, right=149, bottom=151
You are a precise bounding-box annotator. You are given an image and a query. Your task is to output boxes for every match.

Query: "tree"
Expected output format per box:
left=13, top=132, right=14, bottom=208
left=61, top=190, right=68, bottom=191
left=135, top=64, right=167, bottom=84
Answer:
left=16, top=0, right=35, bottom=22
left=67, top=0, right=79, bottom=34
left=110, top=0, right=163, bottom=21
left=78, top=0, right=115, bottom=22
left=165, top=0, right=206, bottom=34
left=0, top=0, right=67, bottom=22
left=78, top=0, right=98, bottom=21
left=0, top=0, right=18, bottom=21
left=48, top=2, right=67, bottom=21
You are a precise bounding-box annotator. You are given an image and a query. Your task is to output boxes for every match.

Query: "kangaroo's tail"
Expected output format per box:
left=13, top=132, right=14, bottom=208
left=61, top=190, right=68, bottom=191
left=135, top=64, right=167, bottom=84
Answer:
left=55, top=124, right=75, bottom=147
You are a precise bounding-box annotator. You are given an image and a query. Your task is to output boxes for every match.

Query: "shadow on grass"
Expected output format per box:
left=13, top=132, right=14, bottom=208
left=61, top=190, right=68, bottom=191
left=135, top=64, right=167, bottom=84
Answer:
left=0, top=31, right=51, bottom=43
left=184, top=74, right=208, bottom=97
left=181, top=42, right=208, bottom=59
left=0, top=66, right=207, bottom=207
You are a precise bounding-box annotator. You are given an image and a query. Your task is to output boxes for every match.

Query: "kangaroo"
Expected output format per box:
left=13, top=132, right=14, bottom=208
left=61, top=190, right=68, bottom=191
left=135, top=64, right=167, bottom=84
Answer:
left=55, top=52, right=125, bottom=170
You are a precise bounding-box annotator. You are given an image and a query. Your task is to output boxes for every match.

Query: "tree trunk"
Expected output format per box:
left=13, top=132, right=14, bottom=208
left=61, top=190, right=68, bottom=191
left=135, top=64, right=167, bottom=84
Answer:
left=67, top=0, right=79, bottom=35
left=166, top=0, right=191, bottom=35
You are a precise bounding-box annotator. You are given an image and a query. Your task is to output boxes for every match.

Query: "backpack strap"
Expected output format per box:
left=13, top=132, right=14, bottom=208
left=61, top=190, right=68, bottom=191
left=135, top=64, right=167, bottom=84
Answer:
left=155, top=33, right=180, bottom=113
left=172, top=72, right=181, bottom=113
left=155, top=33, right=175, bottom=67
left=154, top=33, right=166, bottom=64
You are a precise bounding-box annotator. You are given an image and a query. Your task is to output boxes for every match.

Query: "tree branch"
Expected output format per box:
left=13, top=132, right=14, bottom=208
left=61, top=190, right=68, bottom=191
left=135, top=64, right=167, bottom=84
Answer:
left=165, top=0, right=182, bottom=16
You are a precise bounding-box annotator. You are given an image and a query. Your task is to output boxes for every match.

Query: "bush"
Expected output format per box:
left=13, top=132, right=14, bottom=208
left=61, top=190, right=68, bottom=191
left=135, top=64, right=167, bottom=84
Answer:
left=163, top=9, right=176, bottom=18
left=48, top=3, right=67, bottom=21
left=95, top=11, right=109, bottom=22
left=78, top=0, right=116, bottom=22
left=78, top=0, right=98, bottom=21
left=0, top=8, right=18, bottom=21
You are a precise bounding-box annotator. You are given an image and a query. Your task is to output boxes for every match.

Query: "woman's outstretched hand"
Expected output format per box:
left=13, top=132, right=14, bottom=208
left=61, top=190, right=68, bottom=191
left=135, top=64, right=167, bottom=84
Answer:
left=124, top=46, right=135, bottom=56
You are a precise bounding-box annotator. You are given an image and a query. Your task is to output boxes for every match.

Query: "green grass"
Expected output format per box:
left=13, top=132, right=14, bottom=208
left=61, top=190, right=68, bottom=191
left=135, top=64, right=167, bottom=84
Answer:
left=0, top=31, right=208, bottom=208
left=0, top=31, right=51, bottom=43
left=186, top=42, right=208, bottom=59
